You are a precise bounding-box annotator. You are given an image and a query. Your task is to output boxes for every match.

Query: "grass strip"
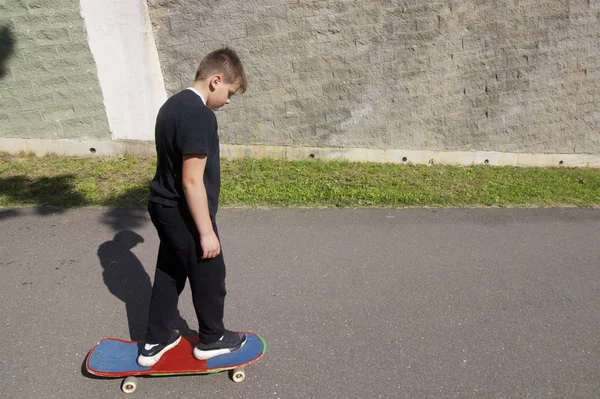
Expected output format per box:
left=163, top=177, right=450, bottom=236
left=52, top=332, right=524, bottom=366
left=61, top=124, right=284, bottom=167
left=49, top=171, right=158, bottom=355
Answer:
left=1, top=154, right=599, bottom=208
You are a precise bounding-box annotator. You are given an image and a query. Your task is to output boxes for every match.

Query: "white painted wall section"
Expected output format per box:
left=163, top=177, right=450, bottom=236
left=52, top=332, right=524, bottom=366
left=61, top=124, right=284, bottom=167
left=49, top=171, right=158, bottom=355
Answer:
left=79, top=0, right=166, bottom=141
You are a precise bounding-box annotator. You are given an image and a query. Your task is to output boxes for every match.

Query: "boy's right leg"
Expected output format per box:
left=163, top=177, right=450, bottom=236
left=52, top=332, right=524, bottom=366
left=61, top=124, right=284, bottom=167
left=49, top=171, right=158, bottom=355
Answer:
left=189, top=221, right=246, bottom=360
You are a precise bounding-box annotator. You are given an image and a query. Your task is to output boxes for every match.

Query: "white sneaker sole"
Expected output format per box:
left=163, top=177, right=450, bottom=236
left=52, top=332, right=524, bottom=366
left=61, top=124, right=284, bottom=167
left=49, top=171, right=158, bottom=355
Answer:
left=137, top=335, right=182, bottom=367
left=193, top=337, right=247, bottom=360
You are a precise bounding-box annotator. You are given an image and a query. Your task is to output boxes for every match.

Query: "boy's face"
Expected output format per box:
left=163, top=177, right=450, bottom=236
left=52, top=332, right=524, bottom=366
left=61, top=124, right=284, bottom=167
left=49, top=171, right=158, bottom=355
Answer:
left=207, top=75, right=240, bottom=111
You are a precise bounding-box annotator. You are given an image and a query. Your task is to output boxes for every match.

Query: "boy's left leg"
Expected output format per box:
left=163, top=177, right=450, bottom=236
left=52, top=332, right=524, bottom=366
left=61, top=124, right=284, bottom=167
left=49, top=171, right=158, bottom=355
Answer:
left=137, top=242, right=186, bottom=367
left=137, top=202, right=191, bottom=367
left=144, top=242, right=187, bottom=343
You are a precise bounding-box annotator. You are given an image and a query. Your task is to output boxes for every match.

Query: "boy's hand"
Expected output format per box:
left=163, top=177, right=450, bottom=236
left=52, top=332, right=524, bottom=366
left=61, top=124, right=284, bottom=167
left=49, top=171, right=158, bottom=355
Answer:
left=201, top=231, right=221, bottom=259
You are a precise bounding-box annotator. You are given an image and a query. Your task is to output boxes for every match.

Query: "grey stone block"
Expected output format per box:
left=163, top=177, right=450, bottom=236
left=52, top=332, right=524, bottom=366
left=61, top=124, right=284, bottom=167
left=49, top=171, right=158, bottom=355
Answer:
left=246, top=20, right=277, bottom=38
left=10, top=13, right=51, bottom=32
left=35, top=27, right=71, bottom=45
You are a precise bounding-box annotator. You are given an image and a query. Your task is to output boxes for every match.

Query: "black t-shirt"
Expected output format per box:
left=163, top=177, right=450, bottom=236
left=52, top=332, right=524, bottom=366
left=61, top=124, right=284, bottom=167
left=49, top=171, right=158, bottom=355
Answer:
left=148, top=89, right=220, bottom=217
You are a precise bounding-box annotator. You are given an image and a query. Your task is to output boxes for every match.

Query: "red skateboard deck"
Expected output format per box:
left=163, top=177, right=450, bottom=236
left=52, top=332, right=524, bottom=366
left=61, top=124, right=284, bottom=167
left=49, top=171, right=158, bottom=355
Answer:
left=86, top=333, right=266, bottom=393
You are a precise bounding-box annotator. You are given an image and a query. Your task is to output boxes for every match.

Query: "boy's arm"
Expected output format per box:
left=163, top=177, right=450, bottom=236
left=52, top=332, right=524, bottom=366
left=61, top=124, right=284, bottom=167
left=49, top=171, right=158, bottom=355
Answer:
left=182, top=154, right=220, bottom=259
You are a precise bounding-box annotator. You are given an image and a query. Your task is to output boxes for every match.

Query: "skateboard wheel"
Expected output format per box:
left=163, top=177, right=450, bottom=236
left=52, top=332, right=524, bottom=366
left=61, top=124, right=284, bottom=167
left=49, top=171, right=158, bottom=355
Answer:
left=121, top=376, right=137, bottom=394
left=230, top=368, right=246, bottom=383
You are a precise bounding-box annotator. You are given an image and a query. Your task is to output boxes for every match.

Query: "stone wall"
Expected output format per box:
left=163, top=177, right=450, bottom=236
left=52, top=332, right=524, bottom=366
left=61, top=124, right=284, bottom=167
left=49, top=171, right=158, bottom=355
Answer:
left=0, top=0, right=109, bottom=141
left=148, top=0, right=600, bottom=154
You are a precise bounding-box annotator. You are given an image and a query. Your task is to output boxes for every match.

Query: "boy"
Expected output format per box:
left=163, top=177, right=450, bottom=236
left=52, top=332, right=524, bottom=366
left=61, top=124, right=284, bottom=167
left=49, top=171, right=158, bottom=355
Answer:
left=137, top=48, right=248, bottom=367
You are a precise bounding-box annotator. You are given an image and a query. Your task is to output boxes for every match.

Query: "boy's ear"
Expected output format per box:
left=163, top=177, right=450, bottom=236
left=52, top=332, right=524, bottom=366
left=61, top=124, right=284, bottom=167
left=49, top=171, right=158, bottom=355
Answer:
left=209, top=75, right=222, bottom=90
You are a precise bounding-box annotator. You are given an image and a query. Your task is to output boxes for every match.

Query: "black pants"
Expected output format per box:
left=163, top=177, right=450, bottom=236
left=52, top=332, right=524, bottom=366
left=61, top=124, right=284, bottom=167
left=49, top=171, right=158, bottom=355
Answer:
left=145, top=201, right=226, bottom=345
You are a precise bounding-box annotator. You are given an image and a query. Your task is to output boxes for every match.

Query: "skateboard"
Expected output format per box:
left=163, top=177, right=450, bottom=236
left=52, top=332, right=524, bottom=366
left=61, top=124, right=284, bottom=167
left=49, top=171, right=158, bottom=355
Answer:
left=86, top=333, right=266, bottom=393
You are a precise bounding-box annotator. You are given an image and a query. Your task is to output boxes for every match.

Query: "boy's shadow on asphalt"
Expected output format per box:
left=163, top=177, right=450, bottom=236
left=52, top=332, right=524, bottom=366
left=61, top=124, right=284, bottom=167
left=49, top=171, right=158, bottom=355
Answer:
left=97, top=230, right=197, bottom=341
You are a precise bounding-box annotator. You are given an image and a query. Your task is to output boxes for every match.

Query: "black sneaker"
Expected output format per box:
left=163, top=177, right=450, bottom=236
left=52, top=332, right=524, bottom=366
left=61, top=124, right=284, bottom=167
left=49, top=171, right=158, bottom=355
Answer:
left=193, top=330, right=247, bottom=360
left=137, top=330, right=182, bottom=367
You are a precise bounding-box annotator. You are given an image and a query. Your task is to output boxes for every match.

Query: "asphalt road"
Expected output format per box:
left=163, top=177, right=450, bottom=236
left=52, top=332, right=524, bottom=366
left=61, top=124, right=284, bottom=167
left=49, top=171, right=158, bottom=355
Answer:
left=1, top=207, right=599, bottom=398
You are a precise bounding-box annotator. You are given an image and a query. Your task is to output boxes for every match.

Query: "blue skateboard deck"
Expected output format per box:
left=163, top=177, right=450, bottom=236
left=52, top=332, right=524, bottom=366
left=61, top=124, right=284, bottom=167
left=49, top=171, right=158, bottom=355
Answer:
left=86, top=333, right=266, bottom=392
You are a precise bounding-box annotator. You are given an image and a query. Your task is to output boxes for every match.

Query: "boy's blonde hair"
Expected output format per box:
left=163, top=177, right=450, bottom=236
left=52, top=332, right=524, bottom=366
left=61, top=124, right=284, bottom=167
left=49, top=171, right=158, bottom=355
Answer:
left=195, top=47, right=248, bottom=94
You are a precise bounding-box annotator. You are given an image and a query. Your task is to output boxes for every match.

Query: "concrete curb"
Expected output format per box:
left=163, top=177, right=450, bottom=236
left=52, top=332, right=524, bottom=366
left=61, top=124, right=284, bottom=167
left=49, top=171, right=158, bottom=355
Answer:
left=2, top=138, right=600, bottom=168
